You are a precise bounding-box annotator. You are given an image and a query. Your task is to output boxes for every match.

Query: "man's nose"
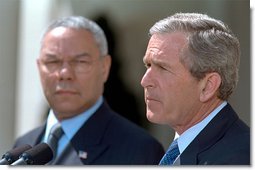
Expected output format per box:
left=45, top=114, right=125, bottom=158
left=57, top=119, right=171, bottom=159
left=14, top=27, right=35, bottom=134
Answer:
left=141, top=68, right=154, bottom=88
left=58, top=62, right=75, bottom=80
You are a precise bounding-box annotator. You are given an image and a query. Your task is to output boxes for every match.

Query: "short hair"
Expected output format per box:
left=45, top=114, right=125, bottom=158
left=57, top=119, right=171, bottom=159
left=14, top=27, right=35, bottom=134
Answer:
left=41, top=16, right=108, bottom=56
left=149, top=13, right=240, bottom=100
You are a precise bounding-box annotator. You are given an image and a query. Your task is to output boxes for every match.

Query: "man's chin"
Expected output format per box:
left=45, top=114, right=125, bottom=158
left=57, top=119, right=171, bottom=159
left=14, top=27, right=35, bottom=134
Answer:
left=53, top=109, right=81, bottom=120
left=146, top=111, right=163, bottom=124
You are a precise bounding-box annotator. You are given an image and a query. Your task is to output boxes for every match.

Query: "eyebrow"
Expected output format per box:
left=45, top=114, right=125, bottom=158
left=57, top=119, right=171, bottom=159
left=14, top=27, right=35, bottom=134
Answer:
left=43, top=52, right=91, bottom=59
left=43, top=53, right=57, bottom=59
left=143, top=55, right=167, bottom=65
left=73, top=52, right=91, bottom=58
left=145, top=55, right=174, bottom=72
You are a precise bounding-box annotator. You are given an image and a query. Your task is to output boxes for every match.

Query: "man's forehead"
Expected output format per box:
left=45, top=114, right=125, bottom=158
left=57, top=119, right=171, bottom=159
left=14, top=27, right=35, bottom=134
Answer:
left=49, top=27, right=67, bottom=37
left=146, top=33, right=187, bottom=56
left=145, top=42, right=171, bottom=61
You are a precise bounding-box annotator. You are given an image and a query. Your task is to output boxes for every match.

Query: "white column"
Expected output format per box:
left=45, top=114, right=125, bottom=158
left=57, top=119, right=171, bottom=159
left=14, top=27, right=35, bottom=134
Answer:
left=0, top=0, right=19, bottom=154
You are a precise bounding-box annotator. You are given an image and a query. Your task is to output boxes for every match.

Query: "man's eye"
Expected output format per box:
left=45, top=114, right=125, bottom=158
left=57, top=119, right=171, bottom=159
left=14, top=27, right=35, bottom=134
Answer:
left=78, top=60, right=88, bottom=63
left=45, top=60, right=59, bottom=64
left=74, top=60, right=89, bottom=64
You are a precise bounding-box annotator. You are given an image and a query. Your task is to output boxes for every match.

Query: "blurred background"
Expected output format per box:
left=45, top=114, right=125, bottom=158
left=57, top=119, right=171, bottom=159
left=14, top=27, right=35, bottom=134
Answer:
left=0, top=0, right=250, bottom=154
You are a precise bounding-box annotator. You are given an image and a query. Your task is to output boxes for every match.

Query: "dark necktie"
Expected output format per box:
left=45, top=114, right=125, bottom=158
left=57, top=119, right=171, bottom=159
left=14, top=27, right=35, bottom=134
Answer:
left=47, top=123, right=64, bottom=160
left=159, top=139, right=180, bottom=165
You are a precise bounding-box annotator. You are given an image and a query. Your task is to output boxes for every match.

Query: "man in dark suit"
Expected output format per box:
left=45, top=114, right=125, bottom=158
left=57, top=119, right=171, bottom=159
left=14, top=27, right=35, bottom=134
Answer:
left=141, top=12, right=250, bottom=165
left=13, top=16, right=164, bottom=165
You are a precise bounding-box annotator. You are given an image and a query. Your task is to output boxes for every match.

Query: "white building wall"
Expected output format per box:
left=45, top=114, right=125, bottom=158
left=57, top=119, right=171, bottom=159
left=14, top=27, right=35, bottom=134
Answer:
left=0, top=0, right=19, bottom=154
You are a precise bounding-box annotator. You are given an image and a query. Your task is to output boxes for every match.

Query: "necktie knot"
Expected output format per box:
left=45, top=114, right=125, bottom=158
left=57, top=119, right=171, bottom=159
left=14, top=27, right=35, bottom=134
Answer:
left=159, top=139, right=180, bottom=165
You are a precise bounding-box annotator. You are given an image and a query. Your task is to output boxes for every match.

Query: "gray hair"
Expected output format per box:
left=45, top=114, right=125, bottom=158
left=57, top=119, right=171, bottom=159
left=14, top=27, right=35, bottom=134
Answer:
left=150, top=13, right=240, bottom=100
left=41, top=16, right=108, bottom=56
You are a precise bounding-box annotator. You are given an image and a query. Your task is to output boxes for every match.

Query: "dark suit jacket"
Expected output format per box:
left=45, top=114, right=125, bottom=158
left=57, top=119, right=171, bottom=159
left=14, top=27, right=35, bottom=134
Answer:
left=174, top=104, right=250, bottom=165
left=13, top=101, right=165, bottom=165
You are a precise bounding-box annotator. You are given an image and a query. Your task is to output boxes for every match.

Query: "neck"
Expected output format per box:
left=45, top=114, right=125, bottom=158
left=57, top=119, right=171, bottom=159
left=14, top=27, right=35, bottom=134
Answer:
left=175, top=98, right=224, bottom=135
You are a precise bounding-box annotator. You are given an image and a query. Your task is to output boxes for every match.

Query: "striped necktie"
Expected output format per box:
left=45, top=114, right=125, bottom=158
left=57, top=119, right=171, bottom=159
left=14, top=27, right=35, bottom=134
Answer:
left=47, top=123, right=64, bottom=161
left=159, top=139, right=180, bottom=165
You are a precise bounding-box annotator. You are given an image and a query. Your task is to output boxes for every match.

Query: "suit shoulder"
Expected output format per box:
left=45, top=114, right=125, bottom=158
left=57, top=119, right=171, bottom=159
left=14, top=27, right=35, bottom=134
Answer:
left=107, top=111, right=163, bottom=145
left=102, top=112, right=165, bottom=164
left=13, top=125, right=45, bottom=147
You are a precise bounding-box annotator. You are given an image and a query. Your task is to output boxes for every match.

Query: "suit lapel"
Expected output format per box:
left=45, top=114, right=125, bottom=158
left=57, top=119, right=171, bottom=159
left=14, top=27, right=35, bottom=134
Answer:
left=179, top=139, right=199, bottom=164
left=70, top=101, right=113, bottom=164
left=52, top=142, right=83, bottom=165
left=180, top=104, right=239, bottom=165
left=173, top=155, right=181, bottom=165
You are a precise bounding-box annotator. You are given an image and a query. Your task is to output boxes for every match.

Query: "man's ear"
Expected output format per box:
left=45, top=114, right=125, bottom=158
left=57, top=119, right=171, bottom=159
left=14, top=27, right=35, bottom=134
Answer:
left=199, top=72, right=221, bottom=102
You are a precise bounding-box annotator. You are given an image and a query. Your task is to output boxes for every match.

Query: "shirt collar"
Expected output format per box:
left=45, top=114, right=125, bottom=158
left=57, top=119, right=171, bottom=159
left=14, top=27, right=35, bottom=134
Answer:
left=43, top=96, right=103, bottom=142
left=175, top=101, right=227, bottom=154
